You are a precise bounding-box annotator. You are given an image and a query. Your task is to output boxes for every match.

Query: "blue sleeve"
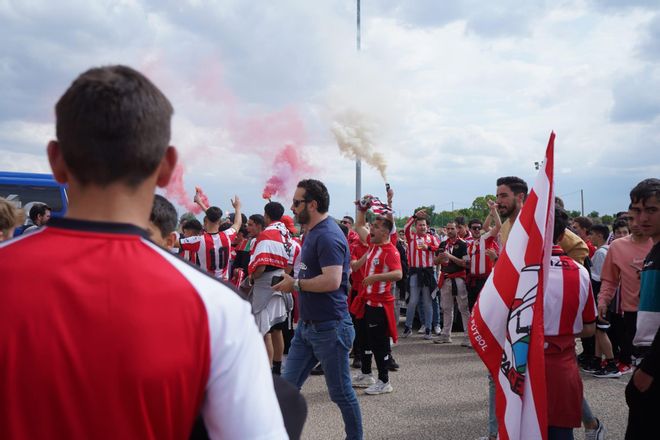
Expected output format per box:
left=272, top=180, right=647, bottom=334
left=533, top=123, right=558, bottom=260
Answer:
left=317, top=232, right=347, bottom=269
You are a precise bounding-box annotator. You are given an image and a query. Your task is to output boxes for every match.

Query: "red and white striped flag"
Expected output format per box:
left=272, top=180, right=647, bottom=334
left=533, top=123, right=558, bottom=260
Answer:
left=469, top=132, right=556, bottom=440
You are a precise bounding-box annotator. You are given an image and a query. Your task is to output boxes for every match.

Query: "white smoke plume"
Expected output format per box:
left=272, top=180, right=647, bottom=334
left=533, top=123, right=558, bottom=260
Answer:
left=330, top=109, right=388, bottom=181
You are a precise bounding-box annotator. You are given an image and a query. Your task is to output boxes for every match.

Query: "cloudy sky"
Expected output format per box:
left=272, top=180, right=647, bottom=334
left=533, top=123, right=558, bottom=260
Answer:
left=1, top=0, right=659, bottom=220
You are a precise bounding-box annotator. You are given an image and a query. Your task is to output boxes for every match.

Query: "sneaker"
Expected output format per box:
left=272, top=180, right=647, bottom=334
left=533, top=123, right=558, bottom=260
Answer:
left=584, top=418, right=606, bottom=440
left=461, top=338, right=472, bottom=348
left=580, top=357, right=602, bottom=374
left=434, top=334, right=452, bottom=344
left=364, top=379, right=393, bottom=395
left=617, top=361, right=632, bottom=375
left=593, top=361, right=621, bottom=379
left=434, top=325, right=442, bottom=335
left=417, top=325, right=427, bottom=334
left=351, top=358, right=362, bottom=369
left=402, top=327, right=413, bottom=338
left=386, top=356, right=400, bottom=371
left=352, top=373, right=376, bottom=388
left=310, top=362, right=324, bottom=376
left=423, top=329, right=433, bottom=340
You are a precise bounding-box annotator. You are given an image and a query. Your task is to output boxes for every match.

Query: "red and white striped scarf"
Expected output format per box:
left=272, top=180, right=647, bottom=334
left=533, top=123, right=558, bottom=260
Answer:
left=248, top=221, right=292, bottom=274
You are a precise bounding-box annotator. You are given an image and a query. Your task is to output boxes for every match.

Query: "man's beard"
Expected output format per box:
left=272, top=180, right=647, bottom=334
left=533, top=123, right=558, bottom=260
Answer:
left=296, top=205, right=311, bottom=225
left=499, top=203, right=516, bottom=219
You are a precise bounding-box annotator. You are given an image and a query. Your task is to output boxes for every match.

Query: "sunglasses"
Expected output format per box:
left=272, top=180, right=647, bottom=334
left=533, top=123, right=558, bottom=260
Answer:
left=470, top=226, right=482, bottom=230
left=292, top=198, right=307, bottom=208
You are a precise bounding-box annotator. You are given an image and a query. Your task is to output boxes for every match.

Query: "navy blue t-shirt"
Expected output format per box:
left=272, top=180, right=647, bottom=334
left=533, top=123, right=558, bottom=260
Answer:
left=298, top=216, right=350, bottom=321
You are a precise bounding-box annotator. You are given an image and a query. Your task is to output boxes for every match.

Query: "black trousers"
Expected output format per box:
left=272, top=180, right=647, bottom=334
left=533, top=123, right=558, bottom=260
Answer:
left=356, top=306, right=390, bottom=383
left=621, top=312, right=638, bottom=365
left=625, top=375, right=659, bottom=439
left=467, top=276, right=487, bottom=311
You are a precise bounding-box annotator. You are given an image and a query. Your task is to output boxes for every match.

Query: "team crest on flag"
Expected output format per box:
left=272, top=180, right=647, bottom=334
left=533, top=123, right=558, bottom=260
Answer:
left=469, top=132, right=556, bottom=440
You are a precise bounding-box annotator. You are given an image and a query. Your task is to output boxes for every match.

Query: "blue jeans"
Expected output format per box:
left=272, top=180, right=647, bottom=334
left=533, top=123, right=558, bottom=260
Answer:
left=283, top=318, right=363, bottom=440
left=418, top=294, right=441, bottom=329
left=548, top=426, right=574, bottom=440
left=406, top=274, right=432, bottom=330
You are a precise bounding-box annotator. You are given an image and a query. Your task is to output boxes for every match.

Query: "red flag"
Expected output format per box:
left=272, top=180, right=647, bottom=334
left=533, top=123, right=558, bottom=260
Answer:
left=469, top=132, right=555, bottom=440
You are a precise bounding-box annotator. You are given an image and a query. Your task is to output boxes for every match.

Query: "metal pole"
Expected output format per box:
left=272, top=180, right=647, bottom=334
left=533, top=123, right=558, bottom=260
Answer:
left=581, top=189, right=584, bottom=216
left=355, top=0, right=362, bottom=217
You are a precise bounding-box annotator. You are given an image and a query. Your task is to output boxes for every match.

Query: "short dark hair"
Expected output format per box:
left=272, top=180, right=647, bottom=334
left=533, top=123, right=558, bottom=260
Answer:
left=182, top=219, right=203, bottom=233
left=238, top=225, right=248, bottom=237
left=415, top=216, right=428, bottom=226
left=612, top=219, right=629, bottom=232
left=297, top=179, right=330, bottom=213
left=468, top=218, right=482, bottom=228
left=338, top=222, right=349, bottom=237
left=590, top=224, right=610, bottom=242
left=630, top=178, right=660, bottom=205
left=555, top=197, right=565, bottom=209
left=249, top=214, right=265, bottom=228
left=55, top=65, right=173, bottom=187
left=374, top=215, right=394, bottom=232
left=29, top=203, right=51, bottom=222
left=264, top=202, right=285, bottom=221
left=497, top=176, right=528, bottom=198
left=553, top=207, right=570, bottom=244
left=228, top=212, right=248, bottom=225
left=342, top=216, right=354, bottom=225
left=454, top=216, right=466, bottom=226
left=573, top=216, right=593, bottom=231
left=205, top=206, right=223, bottom=223
left=150, top=195, right=177, bottom=238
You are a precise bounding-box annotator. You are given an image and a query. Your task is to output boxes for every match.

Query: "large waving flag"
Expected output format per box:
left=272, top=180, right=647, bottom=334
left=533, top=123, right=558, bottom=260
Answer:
left=469, top=133, right=555, bottom=440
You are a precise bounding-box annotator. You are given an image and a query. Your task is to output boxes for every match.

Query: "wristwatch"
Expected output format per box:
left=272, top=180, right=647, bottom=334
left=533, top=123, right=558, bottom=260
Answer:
left=293, top=278, right=301, bottom=291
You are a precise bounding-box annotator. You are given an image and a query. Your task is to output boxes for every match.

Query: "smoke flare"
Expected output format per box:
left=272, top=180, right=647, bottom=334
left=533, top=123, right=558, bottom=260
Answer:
left=331, top=109, right=388, bottom=181
left=262, top=143, right=315, bottom=200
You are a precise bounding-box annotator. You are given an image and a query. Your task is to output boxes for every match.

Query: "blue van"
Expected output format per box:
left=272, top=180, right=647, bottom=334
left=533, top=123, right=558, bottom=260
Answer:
left=0, top=172, right=68, bottom=226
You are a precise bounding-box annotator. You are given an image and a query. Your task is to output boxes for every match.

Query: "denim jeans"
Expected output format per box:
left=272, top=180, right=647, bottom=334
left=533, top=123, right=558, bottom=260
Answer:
left=283, top=317, right=363, bottom=440
left=488, top=374, right=497, bottom=436
left=406, top=274, right=432, bottom=330
left=418, top=294, right=441, bottom=329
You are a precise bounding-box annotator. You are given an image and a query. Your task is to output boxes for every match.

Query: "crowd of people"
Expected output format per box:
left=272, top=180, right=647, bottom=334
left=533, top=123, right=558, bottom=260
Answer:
left=0, top=65, right=658, bottom=440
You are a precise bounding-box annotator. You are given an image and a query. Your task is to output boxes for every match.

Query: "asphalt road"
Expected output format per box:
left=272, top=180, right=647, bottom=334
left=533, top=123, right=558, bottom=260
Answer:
left=297, top=328, right=629, bottom=440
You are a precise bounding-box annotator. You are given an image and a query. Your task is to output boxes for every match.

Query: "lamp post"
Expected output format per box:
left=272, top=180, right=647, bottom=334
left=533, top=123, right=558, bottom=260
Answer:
left=355, top=0, right=362, bottom=217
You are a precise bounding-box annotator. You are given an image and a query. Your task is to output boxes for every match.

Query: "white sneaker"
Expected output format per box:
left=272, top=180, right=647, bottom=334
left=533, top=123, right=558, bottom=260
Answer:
left=433, top=334, right=452, bottom=344
left=364, top=380, right=393, bottom=395
left=584, top=418, right=606, bottom=440
left=417, top=325, right=426, bottom=334
left=461, top=338, right=472, bottom=348
left=352, top=373, right=376, bottom=388
left=434, top=325, right=442, bottom=335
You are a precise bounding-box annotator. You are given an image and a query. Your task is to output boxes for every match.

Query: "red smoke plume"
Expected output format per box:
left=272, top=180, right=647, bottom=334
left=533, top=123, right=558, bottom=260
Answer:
left=164, top=164, right=203, bottom=214
left=262, top=143, right=315, bottom=200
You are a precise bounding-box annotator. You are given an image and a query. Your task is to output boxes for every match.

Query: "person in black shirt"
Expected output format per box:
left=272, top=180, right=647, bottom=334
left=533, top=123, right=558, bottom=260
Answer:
left=434, top=221, right=469, bottom=345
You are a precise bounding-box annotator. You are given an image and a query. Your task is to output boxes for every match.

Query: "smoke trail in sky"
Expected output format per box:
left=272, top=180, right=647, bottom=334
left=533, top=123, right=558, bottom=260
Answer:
left=262, top=143, right=315, bottom=200
left=164, top=163, right=203, bottom=214
left=331, top=109, right=387, bottom=181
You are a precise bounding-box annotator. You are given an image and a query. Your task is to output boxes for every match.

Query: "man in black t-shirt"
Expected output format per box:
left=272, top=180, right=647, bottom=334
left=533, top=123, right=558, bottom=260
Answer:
left=434, top=221, right=469, bottom=345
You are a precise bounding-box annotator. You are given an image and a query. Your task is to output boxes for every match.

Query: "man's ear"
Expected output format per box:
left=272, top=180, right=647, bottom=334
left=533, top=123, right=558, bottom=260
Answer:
left=156, top=146, right=178, bottom=188
left=47, top=141, right=70, bottom=184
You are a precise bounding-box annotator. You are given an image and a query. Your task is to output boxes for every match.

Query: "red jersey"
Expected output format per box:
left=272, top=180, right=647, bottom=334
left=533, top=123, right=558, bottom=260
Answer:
left=403, top=217, right=440, bottom=268
left=468, top=230, right=499, bottom=277
left=350, top=240, right=370, bottom=288
left=364, top=242, right=402, bottom=301
left=180, top=229, right=235, bottom=280
left=0, top=218, right=286, bottom=440
left=544, top=246, right=597, bottom=336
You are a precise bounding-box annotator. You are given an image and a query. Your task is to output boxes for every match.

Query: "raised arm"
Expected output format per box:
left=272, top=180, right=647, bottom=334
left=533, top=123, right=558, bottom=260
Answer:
left=354, top=201, right=370, bottom=244
left=229, top=195, right=242, bottom=232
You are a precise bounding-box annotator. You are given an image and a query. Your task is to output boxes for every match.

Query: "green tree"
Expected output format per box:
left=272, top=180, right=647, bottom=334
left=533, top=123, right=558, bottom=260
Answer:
left=588, top=211, right=599, bottom=218
left=601, top=214, right=614, bottom=225
left=568, top=210, right=582, bottom=218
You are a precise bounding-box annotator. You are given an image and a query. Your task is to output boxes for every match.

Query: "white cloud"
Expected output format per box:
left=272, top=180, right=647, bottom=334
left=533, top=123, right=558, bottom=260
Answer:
left=1, top=0, right=658, bottom=218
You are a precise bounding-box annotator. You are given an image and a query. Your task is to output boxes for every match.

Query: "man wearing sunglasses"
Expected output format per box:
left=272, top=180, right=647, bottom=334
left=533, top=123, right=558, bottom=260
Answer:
left=274, top=179, right=363, bottom=440
left=466, top=201, right=501, bottom=311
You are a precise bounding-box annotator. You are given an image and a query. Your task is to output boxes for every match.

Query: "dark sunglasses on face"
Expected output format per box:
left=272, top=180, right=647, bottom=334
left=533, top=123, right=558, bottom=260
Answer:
left=292, top=199, right=307, bottom=208
left=471, top=226, right=481, bottom=230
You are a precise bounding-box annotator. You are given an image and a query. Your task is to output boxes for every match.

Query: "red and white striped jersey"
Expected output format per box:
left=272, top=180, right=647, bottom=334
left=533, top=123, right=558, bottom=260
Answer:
left=180, top=229, right=235, bottom=280
left=290, top=238, right=302, bottom=277
left=364, top=242, right=402, bottom=304
left=468, top=230, right=499, bottom=277
left=544, top=246, right=597, bottom=336
left=404, top=217, right=440, bottom=268
left=350, top=240, right=370, bottom=288
left=0, top=218, right=286, bottom=440
left=248, top=222, right=292, bottom=274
